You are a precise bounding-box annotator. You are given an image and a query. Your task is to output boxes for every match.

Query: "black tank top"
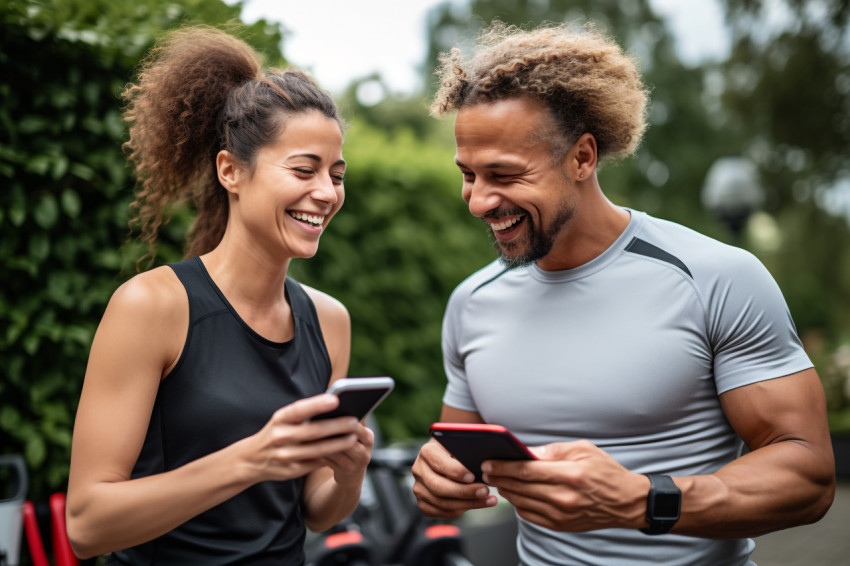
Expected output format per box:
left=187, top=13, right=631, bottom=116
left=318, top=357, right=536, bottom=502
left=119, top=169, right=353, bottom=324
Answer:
left=109, top=257, right=332, bottom=565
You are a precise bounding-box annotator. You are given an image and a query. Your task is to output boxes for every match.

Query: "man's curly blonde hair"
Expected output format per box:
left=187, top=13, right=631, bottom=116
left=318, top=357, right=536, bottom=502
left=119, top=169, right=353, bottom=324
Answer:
left=432, top=22, right=650, bottom=161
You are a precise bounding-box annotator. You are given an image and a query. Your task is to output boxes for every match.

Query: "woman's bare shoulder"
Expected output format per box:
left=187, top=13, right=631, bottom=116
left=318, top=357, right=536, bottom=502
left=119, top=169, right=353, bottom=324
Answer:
left=301, top=285, right=349, bottom=323
left=104, top=265, right=187, bottom=327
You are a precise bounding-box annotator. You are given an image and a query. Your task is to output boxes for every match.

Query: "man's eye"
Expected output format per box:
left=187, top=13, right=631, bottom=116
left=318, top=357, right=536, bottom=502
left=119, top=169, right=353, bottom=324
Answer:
left=462, top=172, right=475, bottom=181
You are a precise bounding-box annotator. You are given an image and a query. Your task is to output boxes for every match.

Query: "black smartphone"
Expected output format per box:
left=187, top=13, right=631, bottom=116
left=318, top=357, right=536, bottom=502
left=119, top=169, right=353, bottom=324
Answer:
left=429, top=422, right=537, bottom=482
left=312, top=376, right=395, bottom=421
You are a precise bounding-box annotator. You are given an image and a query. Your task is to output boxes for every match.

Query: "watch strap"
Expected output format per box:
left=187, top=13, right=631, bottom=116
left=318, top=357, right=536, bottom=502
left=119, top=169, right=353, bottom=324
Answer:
left=640, top=474, right=681, bottom=535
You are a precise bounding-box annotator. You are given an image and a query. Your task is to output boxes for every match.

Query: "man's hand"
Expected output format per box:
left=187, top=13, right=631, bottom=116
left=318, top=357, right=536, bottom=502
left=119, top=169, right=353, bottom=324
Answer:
left=411, top=438, right=498, bottom=519
left=481, top=440, right=649, bottom=532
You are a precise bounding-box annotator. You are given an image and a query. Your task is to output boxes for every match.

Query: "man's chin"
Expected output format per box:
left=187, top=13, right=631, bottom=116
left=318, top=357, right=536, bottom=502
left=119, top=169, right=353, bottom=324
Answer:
left=498, top=250, right=536, bottom=270
left=495, top=236, right=554, bottom=270
left=490, top=232, right=542, bottom=269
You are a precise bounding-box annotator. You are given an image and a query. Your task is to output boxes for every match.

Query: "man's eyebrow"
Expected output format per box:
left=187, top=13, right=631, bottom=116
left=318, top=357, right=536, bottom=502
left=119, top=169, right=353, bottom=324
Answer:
left=454, top=158, right=514, bottom=169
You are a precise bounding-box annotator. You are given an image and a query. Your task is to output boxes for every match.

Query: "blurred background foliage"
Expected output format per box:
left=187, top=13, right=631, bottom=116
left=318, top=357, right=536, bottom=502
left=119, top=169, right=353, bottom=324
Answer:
left=2, top=0, right=850, bottom=500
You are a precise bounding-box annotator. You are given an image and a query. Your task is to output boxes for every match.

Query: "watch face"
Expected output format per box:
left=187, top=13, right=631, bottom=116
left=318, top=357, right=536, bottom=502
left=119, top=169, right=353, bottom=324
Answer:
left=654, top=492, right=681, bottom=520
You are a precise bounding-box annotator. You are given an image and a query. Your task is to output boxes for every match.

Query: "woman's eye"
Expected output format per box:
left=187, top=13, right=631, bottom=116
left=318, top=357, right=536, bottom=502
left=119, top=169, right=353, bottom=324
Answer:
left=331, top=174, right=345, bottom=184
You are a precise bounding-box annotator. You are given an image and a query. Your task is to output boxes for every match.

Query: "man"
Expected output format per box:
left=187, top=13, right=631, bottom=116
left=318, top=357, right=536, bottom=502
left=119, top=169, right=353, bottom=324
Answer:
left=411, top=22, right=835, bottom=565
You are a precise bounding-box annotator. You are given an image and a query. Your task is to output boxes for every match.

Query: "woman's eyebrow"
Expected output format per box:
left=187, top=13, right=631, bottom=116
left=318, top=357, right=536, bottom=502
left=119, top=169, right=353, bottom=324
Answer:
left=289, top=153, right=346, bottom=168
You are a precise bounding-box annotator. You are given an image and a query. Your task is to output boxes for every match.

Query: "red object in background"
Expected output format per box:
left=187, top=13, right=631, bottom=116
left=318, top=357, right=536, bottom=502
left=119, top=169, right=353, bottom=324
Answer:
left=22, top=493, right=78, bottom=566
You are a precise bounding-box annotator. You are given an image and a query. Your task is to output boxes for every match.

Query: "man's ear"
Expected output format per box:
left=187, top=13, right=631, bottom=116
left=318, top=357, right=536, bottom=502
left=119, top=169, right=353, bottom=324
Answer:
left=216, top=150, right=242, bottom=195
left=570, top=133, right=598, bottom=181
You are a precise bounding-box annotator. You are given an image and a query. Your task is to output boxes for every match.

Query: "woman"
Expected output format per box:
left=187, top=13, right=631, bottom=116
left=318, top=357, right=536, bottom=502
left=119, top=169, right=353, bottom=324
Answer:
left=66, top=26, right=371, bottom=565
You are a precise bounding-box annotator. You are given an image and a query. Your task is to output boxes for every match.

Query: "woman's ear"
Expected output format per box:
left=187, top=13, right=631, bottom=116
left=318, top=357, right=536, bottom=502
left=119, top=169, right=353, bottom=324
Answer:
left=216, top=150, right=241, bottom=195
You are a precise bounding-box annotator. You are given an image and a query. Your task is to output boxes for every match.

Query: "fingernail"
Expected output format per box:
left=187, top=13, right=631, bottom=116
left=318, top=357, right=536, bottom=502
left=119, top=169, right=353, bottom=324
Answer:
left=476, top=487, right=489, bottom=497
left=486, top=495, right=498, bottom=507
left=462, top=472, right=474, bottom=483
left=481, top=463, right=491, bottom=473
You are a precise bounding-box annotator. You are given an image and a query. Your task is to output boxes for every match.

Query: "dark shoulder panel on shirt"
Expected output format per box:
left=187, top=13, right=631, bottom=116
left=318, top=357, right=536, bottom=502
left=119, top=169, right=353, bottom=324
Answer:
left=625, top=237, right=693, bottom=278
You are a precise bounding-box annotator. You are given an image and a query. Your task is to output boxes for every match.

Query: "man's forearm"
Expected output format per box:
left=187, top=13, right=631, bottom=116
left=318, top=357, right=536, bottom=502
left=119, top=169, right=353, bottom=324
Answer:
left=672, top=440, right=834, bottom=538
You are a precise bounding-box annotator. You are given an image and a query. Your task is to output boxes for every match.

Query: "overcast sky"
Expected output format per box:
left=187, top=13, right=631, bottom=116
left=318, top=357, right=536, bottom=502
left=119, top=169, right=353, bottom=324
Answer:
left=232, top=0, right=731, bottom=96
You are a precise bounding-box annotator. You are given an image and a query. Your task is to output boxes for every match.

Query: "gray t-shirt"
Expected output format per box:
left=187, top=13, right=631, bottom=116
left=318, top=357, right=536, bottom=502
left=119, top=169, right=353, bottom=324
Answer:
left=442, top=209, right=812, bottom=566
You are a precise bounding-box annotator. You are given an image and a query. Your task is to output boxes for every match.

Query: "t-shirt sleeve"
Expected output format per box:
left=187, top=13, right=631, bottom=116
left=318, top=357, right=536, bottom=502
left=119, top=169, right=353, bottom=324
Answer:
left=440, top=287, right=478, bottom=412
left=705, top=248, right=812, bottom=394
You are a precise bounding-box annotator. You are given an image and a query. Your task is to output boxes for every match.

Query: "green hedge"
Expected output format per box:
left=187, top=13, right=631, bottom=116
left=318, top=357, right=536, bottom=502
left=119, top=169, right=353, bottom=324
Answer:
left=0, top=0, right=286, bottom=500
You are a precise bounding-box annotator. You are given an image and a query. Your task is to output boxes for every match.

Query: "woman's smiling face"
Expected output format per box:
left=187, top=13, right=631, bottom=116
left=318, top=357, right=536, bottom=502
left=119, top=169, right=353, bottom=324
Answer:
left=227, top=110, right=346, bottom=261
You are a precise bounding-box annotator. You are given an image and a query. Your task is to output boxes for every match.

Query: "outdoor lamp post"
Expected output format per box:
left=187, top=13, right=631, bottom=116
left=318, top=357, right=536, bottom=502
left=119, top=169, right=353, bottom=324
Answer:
left=701, top=157, right=765, bottom=242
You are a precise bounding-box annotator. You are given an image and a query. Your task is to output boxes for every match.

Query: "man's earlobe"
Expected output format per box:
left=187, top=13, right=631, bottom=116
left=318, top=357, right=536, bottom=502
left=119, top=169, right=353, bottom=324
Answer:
left=573, top=133, right=598, bottom=180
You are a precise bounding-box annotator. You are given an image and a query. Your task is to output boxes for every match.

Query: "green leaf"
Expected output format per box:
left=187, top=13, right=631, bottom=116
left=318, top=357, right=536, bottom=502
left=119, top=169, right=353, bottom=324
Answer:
left=26, top=435, right=47, bottom=468
left=50, top=87, right=76, bottom=108
left=61, top=188, right=82, bottom=217
left=8, top=199, right=26, bottom=226
left=33, top=194, right=59, bottom=228
left=0, top=405, right=21, bottom=430
left=17, top=115, right=51, bottom=134
left=70, top=162, right=95, bottom=181
left=103, top=109, right=125, bottom=140
left=51, top=153, right=69, bottom=179
left=23, top=332, right=41, bottom=355
left=29, top=231, right=50, bottom=261
left=27, top=154, right=51, bottom=175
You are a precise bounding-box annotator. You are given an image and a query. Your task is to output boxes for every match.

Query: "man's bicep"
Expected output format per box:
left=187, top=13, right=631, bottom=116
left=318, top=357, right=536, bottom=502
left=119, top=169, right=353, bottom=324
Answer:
left=720, top=368, right=831, bottom=451
left=440, top=405, right=484, bottom=423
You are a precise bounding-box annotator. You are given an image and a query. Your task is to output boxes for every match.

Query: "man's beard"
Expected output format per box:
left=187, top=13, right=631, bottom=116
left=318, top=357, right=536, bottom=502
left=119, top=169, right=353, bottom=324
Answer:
left=491, top=200, right=576, bottom=270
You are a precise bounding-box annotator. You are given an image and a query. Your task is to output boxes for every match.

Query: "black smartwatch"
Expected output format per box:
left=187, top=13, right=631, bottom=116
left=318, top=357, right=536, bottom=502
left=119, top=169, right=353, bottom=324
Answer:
left=640, top=474, right=681, bottom=535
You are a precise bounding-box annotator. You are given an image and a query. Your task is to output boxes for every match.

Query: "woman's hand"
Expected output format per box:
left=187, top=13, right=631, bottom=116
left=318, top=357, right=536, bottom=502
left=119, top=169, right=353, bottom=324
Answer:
left=238, top=393, right=364, bottom=484
left=321, top=420, right=374, bottom=489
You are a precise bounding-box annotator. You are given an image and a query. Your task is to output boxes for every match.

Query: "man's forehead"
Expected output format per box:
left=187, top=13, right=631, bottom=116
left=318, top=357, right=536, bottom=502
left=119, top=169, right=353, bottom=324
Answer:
left=454, top=100, right=551, bottom=162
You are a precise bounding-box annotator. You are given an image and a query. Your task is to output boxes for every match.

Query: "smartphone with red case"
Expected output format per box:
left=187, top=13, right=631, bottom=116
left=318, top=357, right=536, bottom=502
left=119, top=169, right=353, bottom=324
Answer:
left=429, top=422, right=537, bottom=482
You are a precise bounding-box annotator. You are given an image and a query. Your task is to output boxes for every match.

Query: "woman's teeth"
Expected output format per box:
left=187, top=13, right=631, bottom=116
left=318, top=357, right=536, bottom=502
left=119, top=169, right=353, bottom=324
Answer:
left=289, top=211, right=324, bottom=226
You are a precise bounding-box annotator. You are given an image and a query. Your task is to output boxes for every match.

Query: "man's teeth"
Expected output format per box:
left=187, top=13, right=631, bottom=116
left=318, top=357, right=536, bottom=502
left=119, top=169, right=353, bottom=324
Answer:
left=491, top=217, right=521, bottom=231
left=290, top=212, right=324, bottom=226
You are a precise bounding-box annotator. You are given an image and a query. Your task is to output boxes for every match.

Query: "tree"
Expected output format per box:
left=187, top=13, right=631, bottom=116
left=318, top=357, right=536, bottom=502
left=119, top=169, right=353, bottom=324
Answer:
left=716, top=0, right=850, bottom=399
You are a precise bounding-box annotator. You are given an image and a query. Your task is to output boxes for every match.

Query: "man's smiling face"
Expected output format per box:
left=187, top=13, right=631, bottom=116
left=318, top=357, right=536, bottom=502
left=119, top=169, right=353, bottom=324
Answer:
left=454, top=97, right=577, bottom=269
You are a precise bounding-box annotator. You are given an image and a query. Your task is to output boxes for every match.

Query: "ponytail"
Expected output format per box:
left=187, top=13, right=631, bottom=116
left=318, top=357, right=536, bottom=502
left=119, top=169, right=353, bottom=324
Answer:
left=122, top=25, right=340, bottom=266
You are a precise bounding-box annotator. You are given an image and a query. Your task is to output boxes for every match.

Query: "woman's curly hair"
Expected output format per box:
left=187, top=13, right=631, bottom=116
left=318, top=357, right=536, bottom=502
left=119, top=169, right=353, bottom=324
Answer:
left=122, top=25, right=339, bottom=265
left=432, top=21, right=650, bottom=161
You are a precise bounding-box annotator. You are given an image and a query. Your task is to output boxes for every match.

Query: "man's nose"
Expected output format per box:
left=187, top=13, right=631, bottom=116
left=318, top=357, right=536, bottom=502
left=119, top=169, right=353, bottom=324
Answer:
left=463, top=179, right=501, bottom=218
